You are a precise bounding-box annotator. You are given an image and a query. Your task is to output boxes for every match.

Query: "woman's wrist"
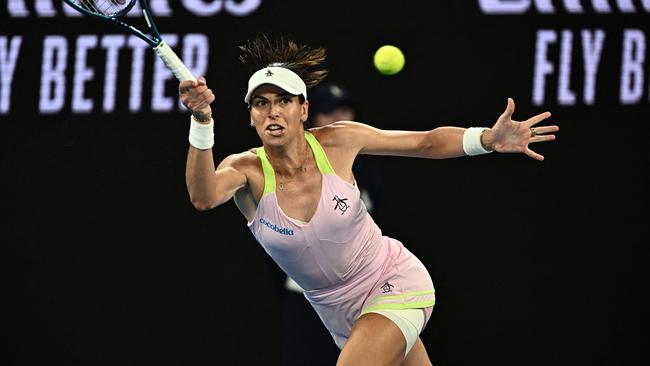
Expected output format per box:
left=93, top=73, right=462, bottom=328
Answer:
left=463, top=127, right=494, bottom=155
left=188, top=115, right=214, bottom=150
left=479, top=128, right=495, bottom=152
left=191, top=111, right=212, bottom=124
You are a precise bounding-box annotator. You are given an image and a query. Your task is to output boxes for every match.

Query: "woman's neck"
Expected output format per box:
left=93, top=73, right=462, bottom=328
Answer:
left=265, top=135, right=311, bottom=177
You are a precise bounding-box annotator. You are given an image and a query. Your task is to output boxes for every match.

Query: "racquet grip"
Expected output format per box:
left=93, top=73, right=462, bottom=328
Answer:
left=154, top=41, right=196, bottom=81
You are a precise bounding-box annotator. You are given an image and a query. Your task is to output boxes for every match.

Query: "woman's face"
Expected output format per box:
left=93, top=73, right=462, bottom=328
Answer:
left=249, top=84, right=308, bottom=147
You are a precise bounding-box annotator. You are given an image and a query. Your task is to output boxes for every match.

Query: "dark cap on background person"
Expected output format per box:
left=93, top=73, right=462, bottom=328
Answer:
left=308, top=82, right=358, bottom=127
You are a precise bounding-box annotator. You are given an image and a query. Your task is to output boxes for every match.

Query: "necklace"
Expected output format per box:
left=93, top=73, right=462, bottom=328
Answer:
left=269, top=145, right=310, bottom=191
left=278, top=166, right=308, bottom=191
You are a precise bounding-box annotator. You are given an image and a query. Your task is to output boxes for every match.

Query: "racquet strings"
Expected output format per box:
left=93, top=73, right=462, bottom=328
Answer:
left=70, top=0, right=133, bottom=17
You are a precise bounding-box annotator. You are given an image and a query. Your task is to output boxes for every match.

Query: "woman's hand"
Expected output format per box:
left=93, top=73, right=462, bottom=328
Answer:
left=179, top=76, right=215, bottom=123
left=489, top=98, right=559, bottom=161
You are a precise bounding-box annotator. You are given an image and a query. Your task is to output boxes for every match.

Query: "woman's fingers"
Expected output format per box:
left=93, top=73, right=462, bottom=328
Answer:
left=527, top=111, right=552, bottom=127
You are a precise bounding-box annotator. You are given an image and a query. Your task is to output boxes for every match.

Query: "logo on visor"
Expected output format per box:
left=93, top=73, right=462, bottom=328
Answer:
left=265, top=70, right=274, bottom=77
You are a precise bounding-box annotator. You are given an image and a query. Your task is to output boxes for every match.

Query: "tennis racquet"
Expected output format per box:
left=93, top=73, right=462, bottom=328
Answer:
left=63, top=0, right=196, bottom=82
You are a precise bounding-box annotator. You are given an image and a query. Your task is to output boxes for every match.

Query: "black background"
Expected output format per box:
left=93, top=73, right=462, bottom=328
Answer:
left=2, top=1, right=649, bottom=365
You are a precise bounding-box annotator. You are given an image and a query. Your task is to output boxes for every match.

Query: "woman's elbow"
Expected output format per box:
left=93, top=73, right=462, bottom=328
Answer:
left=189, top=193, right=220, bottom=211
left=190, top=200, right=212, bottom=212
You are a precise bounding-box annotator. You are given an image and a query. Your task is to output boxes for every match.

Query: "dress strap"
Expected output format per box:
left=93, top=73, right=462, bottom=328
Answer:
left=255, top=147, right=276, bottom=195
left=305, top=131, right=335, bottom=175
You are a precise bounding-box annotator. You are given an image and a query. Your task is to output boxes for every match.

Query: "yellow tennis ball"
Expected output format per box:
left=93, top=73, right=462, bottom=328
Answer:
left=373, top=45, right=405, bottom=75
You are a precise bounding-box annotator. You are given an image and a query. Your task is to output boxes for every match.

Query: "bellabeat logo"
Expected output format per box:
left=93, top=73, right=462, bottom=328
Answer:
left=260, top=218, right=294, bottom=236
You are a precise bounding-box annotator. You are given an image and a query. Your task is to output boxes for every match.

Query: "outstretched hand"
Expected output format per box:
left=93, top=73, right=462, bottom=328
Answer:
left=179, top=77, right=215, bottom=122
left=490, top=98, right=559, bottom=161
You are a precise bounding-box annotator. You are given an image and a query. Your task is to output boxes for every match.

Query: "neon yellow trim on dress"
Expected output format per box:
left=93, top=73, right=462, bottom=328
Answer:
left=305, top=131, right=335, bottom=174
left=256, top=147, right=276, bottom=196
left=360, top=300, right=436, bottom=315
left=256, top=132, right=332, bottom=194
left=365, top=290, right=435, bottom=304
left=359, top=289, right=436, bottom=316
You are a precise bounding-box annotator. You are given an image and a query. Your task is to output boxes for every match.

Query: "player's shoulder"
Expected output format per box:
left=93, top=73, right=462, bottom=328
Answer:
left=309, top=121, right=375, bottom=149
left=219, top=148, right=261, bottom=171
left=309, top=121, right=368, bottom=144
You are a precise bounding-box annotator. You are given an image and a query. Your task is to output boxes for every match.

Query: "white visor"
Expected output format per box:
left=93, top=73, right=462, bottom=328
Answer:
left=244, top=66, right=307, bottom=104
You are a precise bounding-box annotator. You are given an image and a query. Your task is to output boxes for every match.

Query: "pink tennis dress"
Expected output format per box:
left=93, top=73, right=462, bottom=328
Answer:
left=248, top=131, right=435, bottom=349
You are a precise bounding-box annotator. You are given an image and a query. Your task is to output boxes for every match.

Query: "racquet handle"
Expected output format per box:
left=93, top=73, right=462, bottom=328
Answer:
left=154, top=41, right=196, bottom=81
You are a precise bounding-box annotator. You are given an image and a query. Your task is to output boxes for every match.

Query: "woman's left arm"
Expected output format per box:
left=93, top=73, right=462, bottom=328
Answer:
left=331, top=97, right=558, bottom=161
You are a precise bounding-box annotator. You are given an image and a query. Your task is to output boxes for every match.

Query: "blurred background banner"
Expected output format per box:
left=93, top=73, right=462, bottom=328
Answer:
left=2, top=1, right=648, bottom=365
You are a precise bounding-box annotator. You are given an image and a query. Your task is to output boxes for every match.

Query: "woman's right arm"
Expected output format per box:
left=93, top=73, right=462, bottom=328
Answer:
left=186, top=151, right=248, bottom=211
left=180, top=77, right=247, bottom=211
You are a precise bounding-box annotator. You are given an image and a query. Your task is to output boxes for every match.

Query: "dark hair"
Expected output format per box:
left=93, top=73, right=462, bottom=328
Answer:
left=238, top=33, right=328, bottom=90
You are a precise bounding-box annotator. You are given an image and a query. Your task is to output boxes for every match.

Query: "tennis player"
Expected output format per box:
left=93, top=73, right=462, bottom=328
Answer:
left=179, top=34, right=558, bottom=366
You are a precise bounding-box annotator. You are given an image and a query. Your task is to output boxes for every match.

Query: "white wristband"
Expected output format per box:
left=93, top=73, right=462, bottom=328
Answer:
left=188, top=115, right=214, bottom=150
left=462, top=127, right=493, bottom=156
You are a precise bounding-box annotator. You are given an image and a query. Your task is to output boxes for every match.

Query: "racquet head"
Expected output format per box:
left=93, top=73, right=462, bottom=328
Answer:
left=63, top=0, right=196, bottom=81
left=65, top=0, right=136, bottom=18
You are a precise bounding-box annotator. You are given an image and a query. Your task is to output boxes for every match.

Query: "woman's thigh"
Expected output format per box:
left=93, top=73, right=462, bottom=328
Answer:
left=336, top=313, right=406, bottom=366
